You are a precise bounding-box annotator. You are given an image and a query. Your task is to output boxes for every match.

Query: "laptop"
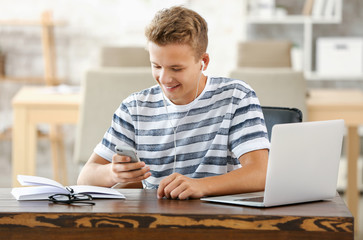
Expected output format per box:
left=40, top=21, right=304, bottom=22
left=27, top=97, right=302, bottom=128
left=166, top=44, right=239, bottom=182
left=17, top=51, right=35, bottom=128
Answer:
left=201, top=119, right=345, bottom=207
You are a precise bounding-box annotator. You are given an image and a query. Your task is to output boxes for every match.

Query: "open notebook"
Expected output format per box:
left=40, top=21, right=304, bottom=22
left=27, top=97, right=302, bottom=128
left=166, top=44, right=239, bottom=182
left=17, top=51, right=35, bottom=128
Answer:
left=201, top=119, right=345, bottom=207
left=12, top=175, right=125, bottom=200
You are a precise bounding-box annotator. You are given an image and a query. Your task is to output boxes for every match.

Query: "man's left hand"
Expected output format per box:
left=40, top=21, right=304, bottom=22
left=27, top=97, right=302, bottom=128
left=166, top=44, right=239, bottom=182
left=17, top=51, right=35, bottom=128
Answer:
left=157, top=173, right=205, bottom=200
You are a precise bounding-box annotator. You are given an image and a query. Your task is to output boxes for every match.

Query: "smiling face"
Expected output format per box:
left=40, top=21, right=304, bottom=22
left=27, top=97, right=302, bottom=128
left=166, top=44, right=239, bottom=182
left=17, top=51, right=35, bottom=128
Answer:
left=148, top=42, right=209, bottom=105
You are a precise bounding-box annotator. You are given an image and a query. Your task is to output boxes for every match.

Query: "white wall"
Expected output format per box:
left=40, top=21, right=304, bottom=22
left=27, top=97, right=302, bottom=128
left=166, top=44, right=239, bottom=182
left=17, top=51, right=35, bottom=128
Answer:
left=0, top=0, right=245, bottom=84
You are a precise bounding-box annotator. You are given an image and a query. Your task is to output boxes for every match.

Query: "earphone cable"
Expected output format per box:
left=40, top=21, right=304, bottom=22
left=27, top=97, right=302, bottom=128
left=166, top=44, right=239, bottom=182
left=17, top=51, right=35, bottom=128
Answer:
left=161, top=66, right=204, bottom=173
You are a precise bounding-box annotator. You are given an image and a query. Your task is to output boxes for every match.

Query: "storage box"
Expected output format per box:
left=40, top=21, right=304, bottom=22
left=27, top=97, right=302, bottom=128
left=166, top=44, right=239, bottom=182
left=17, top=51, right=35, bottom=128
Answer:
left=316, top=38, right=363, bottom=76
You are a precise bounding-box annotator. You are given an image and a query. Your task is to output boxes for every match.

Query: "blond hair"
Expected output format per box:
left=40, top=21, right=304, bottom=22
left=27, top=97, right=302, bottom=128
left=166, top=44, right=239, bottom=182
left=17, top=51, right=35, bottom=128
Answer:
left=145, top=6, right=208, bottom=60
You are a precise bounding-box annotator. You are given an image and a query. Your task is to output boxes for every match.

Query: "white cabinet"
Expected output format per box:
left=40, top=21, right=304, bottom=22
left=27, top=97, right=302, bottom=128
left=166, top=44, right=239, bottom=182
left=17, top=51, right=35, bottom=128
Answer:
left=241, top=0, right=363, bottom=81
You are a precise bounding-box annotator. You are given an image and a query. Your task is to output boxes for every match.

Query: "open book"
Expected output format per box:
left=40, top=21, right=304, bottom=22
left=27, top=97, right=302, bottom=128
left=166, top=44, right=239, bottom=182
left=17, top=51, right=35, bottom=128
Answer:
left=12, top=175, right=125, bottom=200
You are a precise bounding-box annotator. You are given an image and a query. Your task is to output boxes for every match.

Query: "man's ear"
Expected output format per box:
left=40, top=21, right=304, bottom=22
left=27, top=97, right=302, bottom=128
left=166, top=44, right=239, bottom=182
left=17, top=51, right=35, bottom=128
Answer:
left=201, top=53, right=210, bottom=71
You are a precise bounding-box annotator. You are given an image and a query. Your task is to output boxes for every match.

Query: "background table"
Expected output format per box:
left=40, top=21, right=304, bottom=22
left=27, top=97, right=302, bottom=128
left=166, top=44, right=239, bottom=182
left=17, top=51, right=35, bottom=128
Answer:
left=12, top=86, right=80, bottom=186
left=307, top=89, right=363, bottom=230
left=0, top=189, right=354, bottom=239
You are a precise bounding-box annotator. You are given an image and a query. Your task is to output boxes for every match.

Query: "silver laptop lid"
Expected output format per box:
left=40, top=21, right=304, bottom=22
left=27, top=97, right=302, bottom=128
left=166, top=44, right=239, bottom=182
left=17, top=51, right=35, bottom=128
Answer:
left=263, top=119, right=345, bottom=207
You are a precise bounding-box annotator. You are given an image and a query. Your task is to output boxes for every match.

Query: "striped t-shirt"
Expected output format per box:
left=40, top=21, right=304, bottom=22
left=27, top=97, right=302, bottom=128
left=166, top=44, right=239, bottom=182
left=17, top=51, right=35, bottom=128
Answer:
left=94, top=76, right=270, bottom=189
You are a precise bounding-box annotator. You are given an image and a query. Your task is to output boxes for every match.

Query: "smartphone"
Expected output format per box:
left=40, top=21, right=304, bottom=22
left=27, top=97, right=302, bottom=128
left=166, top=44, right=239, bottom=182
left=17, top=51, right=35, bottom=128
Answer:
left=115, top=145, right=140, bottom=163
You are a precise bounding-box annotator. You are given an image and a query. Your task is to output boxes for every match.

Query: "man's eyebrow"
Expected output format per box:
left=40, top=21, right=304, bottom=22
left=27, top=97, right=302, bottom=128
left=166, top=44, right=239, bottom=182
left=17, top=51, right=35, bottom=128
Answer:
left=150, top=62, right=184, bottom=68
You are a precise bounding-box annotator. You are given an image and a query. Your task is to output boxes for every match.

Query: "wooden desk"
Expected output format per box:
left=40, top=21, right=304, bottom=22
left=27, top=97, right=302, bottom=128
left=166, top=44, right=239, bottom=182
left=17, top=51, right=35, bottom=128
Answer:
left=307, top=89, right=363, bottom=228
left=0, top=189, right=353, bottom=239
left=12, top=87, right=81, bottom=187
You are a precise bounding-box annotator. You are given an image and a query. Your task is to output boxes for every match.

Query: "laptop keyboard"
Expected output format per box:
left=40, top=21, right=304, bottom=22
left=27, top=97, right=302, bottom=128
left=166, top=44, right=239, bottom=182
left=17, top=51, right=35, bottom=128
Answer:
left=234, top=197, right=264, bottom=202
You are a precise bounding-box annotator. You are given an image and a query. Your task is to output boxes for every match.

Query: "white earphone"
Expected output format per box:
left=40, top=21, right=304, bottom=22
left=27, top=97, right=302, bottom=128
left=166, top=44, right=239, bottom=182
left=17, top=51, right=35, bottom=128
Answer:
left=201, top=61, right=205, bottom=71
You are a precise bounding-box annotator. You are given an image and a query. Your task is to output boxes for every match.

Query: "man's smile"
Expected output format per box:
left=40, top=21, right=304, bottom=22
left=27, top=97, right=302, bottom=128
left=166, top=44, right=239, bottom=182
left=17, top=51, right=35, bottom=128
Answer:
left=164, top=84, right=181, bottom=91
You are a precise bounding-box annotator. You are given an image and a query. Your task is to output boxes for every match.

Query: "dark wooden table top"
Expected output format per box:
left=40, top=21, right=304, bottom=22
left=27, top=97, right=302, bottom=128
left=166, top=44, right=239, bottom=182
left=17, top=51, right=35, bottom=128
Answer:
left=0, top=188, right=354, bottom=240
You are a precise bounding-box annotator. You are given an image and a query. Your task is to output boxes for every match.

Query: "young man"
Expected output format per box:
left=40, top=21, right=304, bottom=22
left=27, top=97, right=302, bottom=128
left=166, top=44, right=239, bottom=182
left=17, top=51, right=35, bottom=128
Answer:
left=77, top=6, right=270, bottom=200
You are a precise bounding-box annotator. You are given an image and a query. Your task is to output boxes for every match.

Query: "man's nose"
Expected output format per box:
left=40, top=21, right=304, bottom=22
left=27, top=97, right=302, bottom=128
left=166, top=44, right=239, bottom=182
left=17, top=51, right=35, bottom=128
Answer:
left=158, top=69, right=171, bottom=84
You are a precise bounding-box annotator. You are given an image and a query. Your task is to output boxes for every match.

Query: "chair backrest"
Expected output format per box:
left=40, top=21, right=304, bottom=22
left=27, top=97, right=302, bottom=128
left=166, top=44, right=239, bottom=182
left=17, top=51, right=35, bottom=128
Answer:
left=230, top=68, right=307, bottom=121
left=73, top=67, right=155, bottom=164
left=237, top=40, right=292, bottom=68
left=101, top=47, right=150, bottom=67
left=261, top=106, right=303, bottom=141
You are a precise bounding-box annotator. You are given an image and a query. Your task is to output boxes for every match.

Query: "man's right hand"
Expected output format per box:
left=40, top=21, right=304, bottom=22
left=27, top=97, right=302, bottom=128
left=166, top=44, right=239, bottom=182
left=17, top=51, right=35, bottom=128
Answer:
left=111, top=154, right=151, bottom=185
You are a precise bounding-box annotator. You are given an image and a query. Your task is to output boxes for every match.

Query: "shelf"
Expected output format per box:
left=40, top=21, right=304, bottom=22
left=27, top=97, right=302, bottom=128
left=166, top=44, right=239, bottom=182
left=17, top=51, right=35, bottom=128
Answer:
left=246, top=15, right=341, bottom=24
left=309, top=16, right=341, bottom=24
left=242, top=0, right=343, bottom=80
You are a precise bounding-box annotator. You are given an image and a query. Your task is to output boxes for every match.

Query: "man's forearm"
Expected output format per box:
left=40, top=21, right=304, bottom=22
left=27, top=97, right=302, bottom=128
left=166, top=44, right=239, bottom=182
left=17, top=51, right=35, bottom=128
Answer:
left=77, top=161, right=115, bottom=187
left=201, top=149, right=268, bottom=196
left=200, top=166, right=265, bottom=197
left=77, top=153, right=116, bottom=187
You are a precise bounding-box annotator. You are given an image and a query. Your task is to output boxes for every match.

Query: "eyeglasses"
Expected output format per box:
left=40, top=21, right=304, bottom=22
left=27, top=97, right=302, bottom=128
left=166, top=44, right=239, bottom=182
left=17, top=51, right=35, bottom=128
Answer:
left=48, top=187, right=95, bottom=206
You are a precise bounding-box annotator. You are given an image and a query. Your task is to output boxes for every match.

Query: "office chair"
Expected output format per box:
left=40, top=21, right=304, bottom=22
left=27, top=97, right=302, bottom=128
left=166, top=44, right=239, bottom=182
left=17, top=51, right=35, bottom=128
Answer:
left=261, top=106, right=303, bottom=141
left=230, top=69, right=307, bottom=121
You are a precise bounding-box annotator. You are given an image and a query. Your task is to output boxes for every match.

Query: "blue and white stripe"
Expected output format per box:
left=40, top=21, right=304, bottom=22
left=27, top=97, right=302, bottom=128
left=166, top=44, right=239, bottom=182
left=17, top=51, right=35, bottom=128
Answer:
left=94, top=76, right=270, bottom=189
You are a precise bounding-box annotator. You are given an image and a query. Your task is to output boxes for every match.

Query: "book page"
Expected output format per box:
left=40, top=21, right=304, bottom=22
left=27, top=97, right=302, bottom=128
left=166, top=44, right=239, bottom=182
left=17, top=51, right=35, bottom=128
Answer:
left=11, top=186, right=69, bottom=200
left=17, top=175, right=65, bottom=189
left=72, top=185, right=125, bottom=198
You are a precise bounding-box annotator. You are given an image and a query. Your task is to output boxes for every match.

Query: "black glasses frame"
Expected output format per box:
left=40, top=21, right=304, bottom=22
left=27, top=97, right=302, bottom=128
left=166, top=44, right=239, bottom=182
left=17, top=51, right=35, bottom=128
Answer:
left=48, top=187, right=95, bottom=206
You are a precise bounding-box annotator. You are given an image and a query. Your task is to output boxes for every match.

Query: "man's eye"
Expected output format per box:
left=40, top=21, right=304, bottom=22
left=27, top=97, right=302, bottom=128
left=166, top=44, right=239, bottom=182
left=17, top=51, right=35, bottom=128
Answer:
left=172, top=68, right=182, bottom=72
left=152, top=65, right=161, bottom=69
